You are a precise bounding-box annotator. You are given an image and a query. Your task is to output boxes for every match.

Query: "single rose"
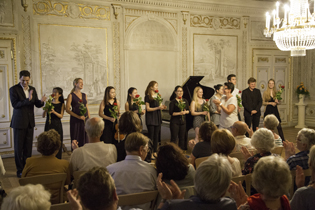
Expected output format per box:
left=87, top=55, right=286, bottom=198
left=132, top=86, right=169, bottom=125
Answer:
left=51, top=94, right=55, bottom=97
left=79, top=99, right=83, bottom=103
left=178, top=96, right=182, bottom=99
left=239, top=91, right=242, bottom=93
left=135, top=94, right=140, bottom=98
left=113, top=103, right=117, bottom=106
left=206, top=99, right=209, bottom=102
left=155, top=90, right=159, bottom=93
left=281, top=86, right=285, bottom=89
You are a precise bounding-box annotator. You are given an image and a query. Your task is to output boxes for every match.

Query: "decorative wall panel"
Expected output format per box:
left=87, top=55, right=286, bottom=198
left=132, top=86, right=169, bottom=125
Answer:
left=190, top=15, right=240, bottom=29
left=0, top=0, right=14, bottom=27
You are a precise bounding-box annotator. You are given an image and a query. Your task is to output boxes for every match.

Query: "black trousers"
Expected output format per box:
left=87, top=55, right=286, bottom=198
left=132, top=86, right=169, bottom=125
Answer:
left=244, top=114, right=260, bottom=132
left=13, top=125, right=34, bottom=175
left=277, top=124, right=285, bottom=142
left=147, top=125, right=161, bottom=152
left=170, top=122, right=186, bottom=150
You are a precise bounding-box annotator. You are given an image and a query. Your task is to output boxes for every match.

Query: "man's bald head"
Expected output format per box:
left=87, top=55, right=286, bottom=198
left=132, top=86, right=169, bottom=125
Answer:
left=232, top=121, right=248, bottom=136
left=85, top=117, right=104, bottom=139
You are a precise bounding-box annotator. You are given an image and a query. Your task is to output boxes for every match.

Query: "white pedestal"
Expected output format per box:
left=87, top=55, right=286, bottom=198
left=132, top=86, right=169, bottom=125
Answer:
left=295, top=95, right=308, bottom=128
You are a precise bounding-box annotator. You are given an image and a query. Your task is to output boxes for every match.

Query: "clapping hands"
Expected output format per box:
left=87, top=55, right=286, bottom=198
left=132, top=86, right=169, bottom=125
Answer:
left=156, top=173, right=186, bottom=200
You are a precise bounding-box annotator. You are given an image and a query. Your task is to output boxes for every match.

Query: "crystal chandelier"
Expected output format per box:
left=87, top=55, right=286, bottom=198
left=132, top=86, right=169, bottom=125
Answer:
left=264, top=0, right=315, bottom=56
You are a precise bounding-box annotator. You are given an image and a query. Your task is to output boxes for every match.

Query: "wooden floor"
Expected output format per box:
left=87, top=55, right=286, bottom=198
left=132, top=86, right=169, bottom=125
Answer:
left=0, top=126, right=307, bottom=193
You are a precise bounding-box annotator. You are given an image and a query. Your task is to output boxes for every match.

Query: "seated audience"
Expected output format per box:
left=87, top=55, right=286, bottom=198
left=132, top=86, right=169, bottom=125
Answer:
left=22, top=129, right=70, bottom=204
left=117, top=111, right=142, bottom=162
left=284, top=128, right=315, bottom=170
left=230, top=121, right=252, bottom=152
left=190, top=121, right=217, bottom=166
left=290, top=145, right=315, bottom=210
left=107, top=132, right=157, bottom=209
left=242, top=128, right=276, bottom=175
left=264, top=114, right=283, bottom=147
left=211, top=129, right=241, bottom=177
left=157, top=153, right=237, bottom=210
left=156, top=143, right=195, bottom=187
left=1, top=184, right=51, bottom=210
left=229, top=156, right=291, bottom=210
left=70, top=117, right=117, bottom=173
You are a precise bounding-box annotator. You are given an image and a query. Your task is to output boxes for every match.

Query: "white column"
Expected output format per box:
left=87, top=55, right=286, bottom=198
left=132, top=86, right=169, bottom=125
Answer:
left=295, top=94, right=308, bottom=128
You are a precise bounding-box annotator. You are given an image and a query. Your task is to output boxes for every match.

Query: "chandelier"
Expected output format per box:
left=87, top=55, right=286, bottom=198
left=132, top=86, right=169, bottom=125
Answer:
left=264, top=0, right=315, bottom=56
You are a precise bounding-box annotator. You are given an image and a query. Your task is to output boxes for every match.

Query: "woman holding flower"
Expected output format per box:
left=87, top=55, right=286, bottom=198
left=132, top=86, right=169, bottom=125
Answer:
left=42, top=87, right=65, bottom=159
left=145, top=81, right=166, bottom=154
left=209, top=84, right=223, bottom=127
left=66, top=78, right=90, bottom=148
left=99, top=86, right=120, bottom=144
left=125, top=87, right=145, bottom=122
left=263, top=79, right=285, bottom=141
left=190, top=87, right=210, bottom=147
left=169, top=86, right=189, bottom=150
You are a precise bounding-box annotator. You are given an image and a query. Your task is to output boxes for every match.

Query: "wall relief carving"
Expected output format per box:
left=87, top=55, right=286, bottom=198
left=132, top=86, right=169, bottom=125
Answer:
left=182, top=27, right=188, bottom=82
left=0, top=0, right=14, bottom=27
left=22, top=15, right=32, bottom=74
left=190, top=15, right=240, bottom=29
left=33, top=0, right=110, bottom=20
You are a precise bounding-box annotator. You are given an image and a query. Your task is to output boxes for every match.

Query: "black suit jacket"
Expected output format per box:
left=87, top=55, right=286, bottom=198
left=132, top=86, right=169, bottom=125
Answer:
left=241, top=87, right=262, bottom=117
left=10, top=84, right=44, bottom=129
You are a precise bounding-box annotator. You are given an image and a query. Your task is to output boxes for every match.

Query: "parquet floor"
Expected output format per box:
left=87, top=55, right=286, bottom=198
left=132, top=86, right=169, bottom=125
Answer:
left=0, top=126, right=307, bottom=193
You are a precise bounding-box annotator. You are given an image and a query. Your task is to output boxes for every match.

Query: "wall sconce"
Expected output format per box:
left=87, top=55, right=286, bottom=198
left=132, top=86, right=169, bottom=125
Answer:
left=21, top=0, right=28, bottom=12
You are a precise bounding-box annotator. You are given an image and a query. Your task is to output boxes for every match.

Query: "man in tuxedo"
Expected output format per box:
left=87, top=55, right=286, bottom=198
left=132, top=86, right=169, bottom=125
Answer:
left=10, top=70, right=47, bottom=178
left=241, top=77, right=262, bottom=132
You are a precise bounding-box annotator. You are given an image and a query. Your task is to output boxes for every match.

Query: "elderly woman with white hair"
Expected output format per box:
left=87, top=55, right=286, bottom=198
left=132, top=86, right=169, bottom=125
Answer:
left=1, top=184, right=51, bottom=210
left=229, top=156, right=291, bottom=210
left=263, top=114, right=283, bottom=147
left=242, top=128, right=276, bottom=175
left=290, top=145, right=315, bottom=210
left=156, top=153, right=237, bottom=210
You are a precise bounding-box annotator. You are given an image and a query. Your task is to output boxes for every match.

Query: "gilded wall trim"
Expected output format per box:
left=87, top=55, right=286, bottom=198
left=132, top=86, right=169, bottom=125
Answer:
left=182, top=27, right=188, bottom=82
left=113, top=22, right=121, bottom=98
left=190, top=15, right=240, bottom=29
left=33, top=0, right=110, bottom=20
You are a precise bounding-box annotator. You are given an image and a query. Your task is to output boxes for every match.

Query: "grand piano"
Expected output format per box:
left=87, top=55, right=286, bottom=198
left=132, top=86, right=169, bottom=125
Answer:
left=162, top=76, right=215, bottom=149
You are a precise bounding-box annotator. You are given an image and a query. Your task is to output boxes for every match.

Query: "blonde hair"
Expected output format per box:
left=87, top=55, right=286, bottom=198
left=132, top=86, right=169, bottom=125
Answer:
left=192, top=86, right=203, bottom=110
left=71, top=78, right=83, bottom=93
left=145, top=81, right=157, bottom=101
left=263, top=79, right=277, bottom=102
left=308, top=145, right=315, bottom=171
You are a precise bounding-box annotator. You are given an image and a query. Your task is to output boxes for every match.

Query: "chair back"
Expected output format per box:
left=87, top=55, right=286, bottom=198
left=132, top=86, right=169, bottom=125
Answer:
left=289, top=168, right=312, bottom=199
left=181, top=185, right=196, bottom=199
left=118, top=190, right=158, bottom=210
left=50, top=203, right=71, bottom=210
left=73, top=171, right=87, bottom=188
left=195, top=156, right=209, bottom=169
left=230, top=152, right=247, bottom=168
left=271, top=147, right=283, bottom=156
left=19, top=173, right=67, bottom=203
left=226, top=174, right=252, bottom=197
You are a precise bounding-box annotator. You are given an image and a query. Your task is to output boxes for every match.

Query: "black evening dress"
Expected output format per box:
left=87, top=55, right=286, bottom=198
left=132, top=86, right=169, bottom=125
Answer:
left=100, top=100, right=117, bottom=145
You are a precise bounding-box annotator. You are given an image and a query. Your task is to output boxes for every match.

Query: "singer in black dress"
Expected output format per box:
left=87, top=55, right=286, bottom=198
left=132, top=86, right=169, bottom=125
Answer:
left=169, top=86, right=189, bottom=150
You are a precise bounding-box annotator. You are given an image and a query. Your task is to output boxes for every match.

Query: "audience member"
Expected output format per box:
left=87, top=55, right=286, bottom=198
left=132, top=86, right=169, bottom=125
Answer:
left=290, top=145, right=315, bottom=210
left=1, top=184, right=51, bottom=210
left=22, top=129, right=70, bottom=204
left=70, top=117, right=117, bottom=173
left=242, top=128, right=276, bottom=175
left=157, top=154, right=237, bottom=210
left=284, top=128, right=315, bottom=170
left=229, top=156, right=291, bottom=210
left=156, top=143, right=195, bottom=187
left=190, top=121, right=217, bottom=166
left=107, top=132, right=157, bottom=209
left=264, top=114, right=283, bottom=147
left=211, top=129, right=241, bottom=177
left=230, top=121, right=252, bottom=152
left=117, top=111, right=142, bottom=161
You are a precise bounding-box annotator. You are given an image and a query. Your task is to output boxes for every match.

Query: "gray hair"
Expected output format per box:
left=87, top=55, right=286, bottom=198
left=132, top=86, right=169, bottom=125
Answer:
left=298, top=128, right=315, bottom=150
left=252, top=156, right=291, bottom=199
left=195, top=154, right=232, bottom=202
left=85, top=117, right=105, bottom=138
left=251, top=128, right=275, bottom=152
left=308, top=145, right=315, bottom=171
left=1, top=184, right=51, bottom=210
left=264, top=114, right=279, bottom=130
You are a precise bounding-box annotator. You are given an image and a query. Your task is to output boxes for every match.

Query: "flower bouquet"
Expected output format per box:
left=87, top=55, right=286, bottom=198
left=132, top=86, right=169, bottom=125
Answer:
left=43, top=94, right=55, bottom=124
left=154, top=90, right=163, bottom=105
left=236, top=90, right=243, bottom=107
left=176, top=96, right=186, bottom=120
left=202, top=99, right=210, bottom=121
left=78, top=99, right=87, bottom=116
left=133, top=94, right=145, bottom=114
left=275, top=86, right=285, bottom=101
left=296, top=82, right=310, bottom=98
left=109, top=102, right=119, bottom=120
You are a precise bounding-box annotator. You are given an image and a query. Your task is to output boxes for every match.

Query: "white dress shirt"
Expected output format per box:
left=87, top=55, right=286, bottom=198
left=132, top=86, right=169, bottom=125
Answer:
left=234, top=135, right=252, bottom=152
left=231, top=87, right=240, bottom=98
left=70, top=142, right=117, bottom=173
left=20, top=83, right=29, bottom=98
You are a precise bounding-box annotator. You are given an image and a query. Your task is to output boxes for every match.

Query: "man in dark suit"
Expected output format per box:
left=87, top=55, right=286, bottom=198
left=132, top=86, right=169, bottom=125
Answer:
left=241, top=77, right=262, bottom=132
left=10, top=70, right=47, bottom=177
